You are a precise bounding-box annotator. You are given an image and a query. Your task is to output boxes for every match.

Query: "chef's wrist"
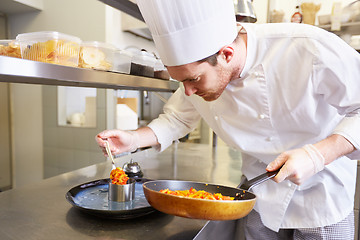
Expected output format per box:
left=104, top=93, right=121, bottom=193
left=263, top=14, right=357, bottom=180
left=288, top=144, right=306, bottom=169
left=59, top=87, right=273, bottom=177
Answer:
left=302, top=144, right=325, bottom=173
left=127, top=130, right=140, bottom=152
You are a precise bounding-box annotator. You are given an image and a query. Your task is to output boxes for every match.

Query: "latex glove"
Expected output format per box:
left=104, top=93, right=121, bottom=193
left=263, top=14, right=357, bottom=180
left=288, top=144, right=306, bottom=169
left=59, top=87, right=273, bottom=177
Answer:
left=266, top=144, right=325, bottom=185
left=95, top=129, right=140, bottom=156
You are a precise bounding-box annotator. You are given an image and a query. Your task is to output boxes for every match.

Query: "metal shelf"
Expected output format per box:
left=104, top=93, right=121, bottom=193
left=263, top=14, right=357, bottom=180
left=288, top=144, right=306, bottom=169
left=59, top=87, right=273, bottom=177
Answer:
left=317, top=21, right=360, bottom=36
left=0, top=56, right=178, bottom=92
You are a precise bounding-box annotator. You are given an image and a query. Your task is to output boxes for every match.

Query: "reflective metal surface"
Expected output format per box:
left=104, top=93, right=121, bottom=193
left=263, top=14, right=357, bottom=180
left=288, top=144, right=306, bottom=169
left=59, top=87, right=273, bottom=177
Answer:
left=108, top=179, right=135, bottom=202
left=66, top=178, right=154, bottom=219
left=0, top=143, right=243, bottom=240
left=0, top=56, right=178, bottom=92
left=235, top=0, right=257, bottom=23
left=123, top=158, right=143, bottom=177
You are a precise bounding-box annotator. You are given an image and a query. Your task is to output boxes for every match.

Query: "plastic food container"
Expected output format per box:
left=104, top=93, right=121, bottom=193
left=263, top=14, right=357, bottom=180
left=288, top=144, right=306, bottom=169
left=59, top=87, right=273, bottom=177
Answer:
left=0, top=40, right=21, bottom=58
left=78, top=41, right=116, bottom=71
left=113, top=49, right=132, bottom=74
left=154, top=59, right=170, bottom=80
left=300, top=2, right=321, bottom=25
left=350, top=35, right=360, bottom=50
left=318, top=14, right=331, bottom=25
left=16, top=31, right=81, bottom=67
left=130, top=50, right=157, bottom=77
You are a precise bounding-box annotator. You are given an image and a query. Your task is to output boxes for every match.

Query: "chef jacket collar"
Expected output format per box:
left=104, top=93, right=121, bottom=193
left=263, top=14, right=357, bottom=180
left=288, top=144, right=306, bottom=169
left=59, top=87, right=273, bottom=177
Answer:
left=238, top=23, right=256, bottom=79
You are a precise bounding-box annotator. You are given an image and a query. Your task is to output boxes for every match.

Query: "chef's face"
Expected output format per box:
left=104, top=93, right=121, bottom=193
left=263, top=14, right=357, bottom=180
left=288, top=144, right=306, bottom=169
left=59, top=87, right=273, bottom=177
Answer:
left=167, top=54, right=233, bottom=102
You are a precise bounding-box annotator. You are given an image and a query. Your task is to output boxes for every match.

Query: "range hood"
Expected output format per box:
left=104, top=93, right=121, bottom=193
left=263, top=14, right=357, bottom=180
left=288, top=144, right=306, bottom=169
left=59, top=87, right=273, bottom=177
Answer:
left=235, top=0, right=257, bottom=23
left=99, top=0, right=256, bottom=40
left=98, top=0, right=153, bottom=40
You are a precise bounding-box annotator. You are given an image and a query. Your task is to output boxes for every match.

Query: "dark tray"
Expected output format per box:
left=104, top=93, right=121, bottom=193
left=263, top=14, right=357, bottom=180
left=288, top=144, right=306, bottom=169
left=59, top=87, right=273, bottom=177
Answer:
left=66, top=178, right=156, bottom=219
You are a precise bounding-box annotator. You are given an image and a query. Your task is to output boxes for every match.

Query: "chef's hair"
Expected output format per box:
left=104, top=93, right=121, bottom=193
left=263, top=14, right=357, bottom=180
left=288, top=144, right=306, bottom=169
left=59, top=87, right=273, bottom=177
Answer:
left=198, top=28, right=243, bottom=66
left=199, top=52, right=219, bottom=66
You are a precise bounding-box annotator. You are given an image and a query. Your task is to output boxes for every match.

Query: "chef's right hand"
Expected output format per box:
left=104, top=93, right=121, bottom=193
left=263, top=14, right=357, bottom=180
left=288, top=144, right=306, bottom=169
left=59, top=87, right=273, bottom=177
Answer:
left=266, top=144, right=325, bottom=185
left=95, top=129, right=140, bottom=156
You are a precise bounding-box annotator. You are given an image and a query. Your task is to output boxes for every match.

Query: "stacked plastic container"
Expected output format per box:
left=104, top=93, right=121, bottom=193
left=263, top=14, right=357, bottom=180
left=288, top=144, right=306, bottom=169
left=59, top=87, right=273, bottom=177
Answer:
left=2, top=30, right=170, bottom=80
left=0, top=40, right=21, bottom=58
left=78, top=41, right=117, bottom=71
left=113, top=49, right=133, bottom=74
left=16, top=31, right=81, bottom=67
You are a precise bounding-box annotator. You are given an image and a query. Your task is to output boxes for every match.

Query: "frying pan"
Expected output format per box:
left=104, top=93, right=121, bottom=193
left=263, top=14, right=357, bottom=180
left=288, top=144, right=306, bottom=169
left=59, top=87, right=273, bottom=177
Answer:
left=143, top=170, right=279, bottom=221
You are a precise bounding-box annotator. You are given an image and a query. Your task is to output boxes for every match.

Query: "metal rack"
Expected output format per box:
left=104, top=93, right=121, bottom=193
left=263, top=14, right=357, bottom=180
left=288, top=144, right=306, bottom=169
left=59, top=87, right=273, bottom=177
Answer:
left=317, top=21, right=360, bottom=36
left=0, top=56, right=178, bottom=92
left=317, top=21, right=360, bottom=52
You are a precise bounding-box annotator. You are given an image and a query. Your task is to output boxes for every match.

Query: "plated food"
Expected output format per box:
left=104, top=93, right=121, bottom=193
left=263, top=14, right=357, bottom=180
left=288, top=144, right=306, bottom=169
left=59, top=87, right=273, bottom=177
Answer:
left=108, top=167, right=135, bottom=202
left=110, top=167, right=129, bottom=185
left=160, top=187, right=234, bottom=200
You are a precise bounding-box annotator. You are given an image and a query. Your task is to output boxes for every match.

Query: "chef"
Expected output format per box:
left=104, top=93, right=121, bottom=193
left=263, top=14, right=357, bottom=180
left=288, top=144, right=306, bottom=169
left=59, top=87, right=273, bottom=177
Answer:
left=96, top=0, right=360, bottom=239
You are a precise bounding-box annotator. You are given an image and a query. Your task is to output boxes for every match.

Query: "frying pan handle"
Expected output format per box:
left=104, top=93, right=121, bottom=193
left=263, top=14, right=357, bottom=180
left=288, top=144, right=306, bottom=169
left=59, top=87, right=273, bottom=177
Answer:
left=237, top=169, right=280, bottom=191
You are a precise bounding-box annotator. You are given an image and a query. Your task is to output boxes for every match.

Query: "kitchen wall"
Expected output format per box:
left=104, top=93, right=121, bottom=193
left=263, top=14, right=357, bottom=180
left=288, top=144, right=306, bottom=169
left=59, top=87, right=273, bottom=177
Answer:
left=5, top=0, right=105, bottom=187
left=0, top=83, right=11, bottom=190
left=8, top=0, right=105, bottom=41
left=10, top=83, right=44, bottom=187
left=252, top=0, right=271, bottom=24
left=42, top=86, right=106, bottom=178
left=0, top=16, right=11, bottom=191
left=4, top=0, right=157, bottom=186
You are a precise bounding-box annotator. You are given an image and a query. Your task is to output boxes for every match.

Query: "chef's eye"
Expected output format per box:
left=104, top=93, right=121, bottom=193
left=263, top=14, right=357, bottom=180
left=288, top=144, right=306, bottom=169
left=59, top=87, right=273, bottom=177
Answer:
left=189, top=76, right=200, bottom=82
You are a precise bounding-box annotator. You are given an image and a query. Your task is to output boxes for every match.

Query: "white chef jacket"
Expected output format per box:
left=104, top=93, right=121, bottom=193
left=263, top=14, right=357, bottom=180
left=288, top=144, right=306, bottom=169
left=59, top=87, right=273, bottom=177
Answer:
left=148, top=23, right=360, bottom=231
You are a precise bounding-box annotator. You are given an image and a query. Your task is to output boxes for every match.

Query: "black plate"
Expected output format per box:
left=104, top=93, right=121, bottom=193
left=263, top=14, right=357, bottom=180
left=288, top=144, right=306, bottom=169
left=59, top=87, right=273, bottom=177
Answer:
left=66, top=178, right=156, bottom=219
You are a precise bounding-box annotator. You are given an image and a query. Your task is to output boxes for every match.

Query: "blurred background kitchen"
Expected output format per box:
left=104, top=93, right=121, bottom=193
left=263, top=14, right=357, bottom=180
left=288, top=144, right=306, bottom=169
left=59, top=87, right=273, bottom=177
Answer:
left=0, top=0, right=359, bottom=195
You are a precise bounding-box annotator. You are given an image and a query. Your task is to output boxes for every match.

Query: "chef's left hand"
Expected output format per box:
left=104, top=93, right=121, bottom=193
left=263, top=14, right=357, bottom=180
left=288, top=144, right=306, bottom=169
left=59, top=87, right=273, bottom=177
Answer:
left=266, top=144, right=325, bottom=185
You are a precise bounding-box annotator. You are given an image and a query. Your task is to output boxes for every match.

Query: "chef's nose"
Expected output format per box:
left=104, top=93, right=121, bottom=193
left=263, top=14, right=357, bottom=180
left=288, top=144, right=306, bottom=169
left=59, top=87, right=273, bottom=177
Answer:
left=183, top=82, right=197, bottom=96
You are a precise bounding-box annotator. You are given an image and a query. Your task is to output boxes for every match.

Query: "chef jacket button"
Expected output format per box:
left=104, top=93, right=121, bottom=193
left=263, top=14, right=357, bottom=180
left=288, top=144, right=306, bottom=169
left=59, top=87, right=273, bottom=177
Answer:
left=214, top=116, right=219, bottom=121
left=266, top=136, right=273, bottom=141
left=258, top=114, right=265, bottom=119
left=287, top=182, right=292, bottom=187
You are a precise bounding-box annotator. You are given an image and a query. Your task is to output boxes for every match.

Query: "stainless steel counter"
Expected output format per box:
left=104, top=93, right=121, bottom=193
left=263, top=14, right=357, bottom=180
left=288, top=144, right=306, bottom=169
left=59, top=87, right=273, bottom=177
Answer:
left=0, top=142, right=243, bottom=240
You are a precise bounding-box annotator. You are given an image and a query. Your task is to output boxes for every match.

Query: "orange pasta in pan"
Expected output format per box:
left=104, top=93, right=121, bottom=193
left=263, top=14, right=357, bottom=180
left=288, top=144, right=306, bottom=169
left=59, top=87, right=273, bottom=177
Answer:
left=160, top=187, right=234, bottom=200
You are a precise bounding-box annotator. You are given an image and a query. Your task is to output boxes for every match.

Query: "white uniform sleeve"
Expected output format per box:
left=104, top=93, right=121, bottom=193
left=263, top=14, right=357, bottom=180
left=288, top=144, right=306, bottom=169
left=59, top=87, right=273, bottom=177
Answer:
left=312, top=30, right=360, bottom=159
left=147, top=86, right=201, bottom=151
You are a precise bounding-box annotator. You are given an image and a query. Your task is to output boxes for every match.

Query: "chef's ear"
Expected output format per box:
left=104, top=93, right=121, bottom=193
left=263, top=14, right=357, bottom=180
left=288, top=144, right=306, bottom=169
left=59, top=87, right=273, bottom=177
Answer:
left=218, top=45, right=234, bottom=63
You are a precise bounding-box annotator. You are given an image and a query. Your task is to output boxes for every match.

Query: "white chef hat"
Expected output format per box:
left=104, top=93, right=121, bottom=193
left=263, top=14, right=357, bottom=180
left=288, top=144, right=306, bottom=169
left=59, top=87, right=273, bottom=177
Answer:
left=136, top=0, right=237, bottom=66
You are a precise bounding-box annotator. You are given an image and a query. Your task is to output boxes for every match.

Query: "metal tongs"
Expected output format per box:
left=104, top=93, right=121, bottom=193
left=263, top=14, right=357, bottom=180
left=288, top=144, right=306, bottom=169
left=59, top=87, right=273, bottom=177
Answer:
left=103, top=139, right=116, bottom=170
